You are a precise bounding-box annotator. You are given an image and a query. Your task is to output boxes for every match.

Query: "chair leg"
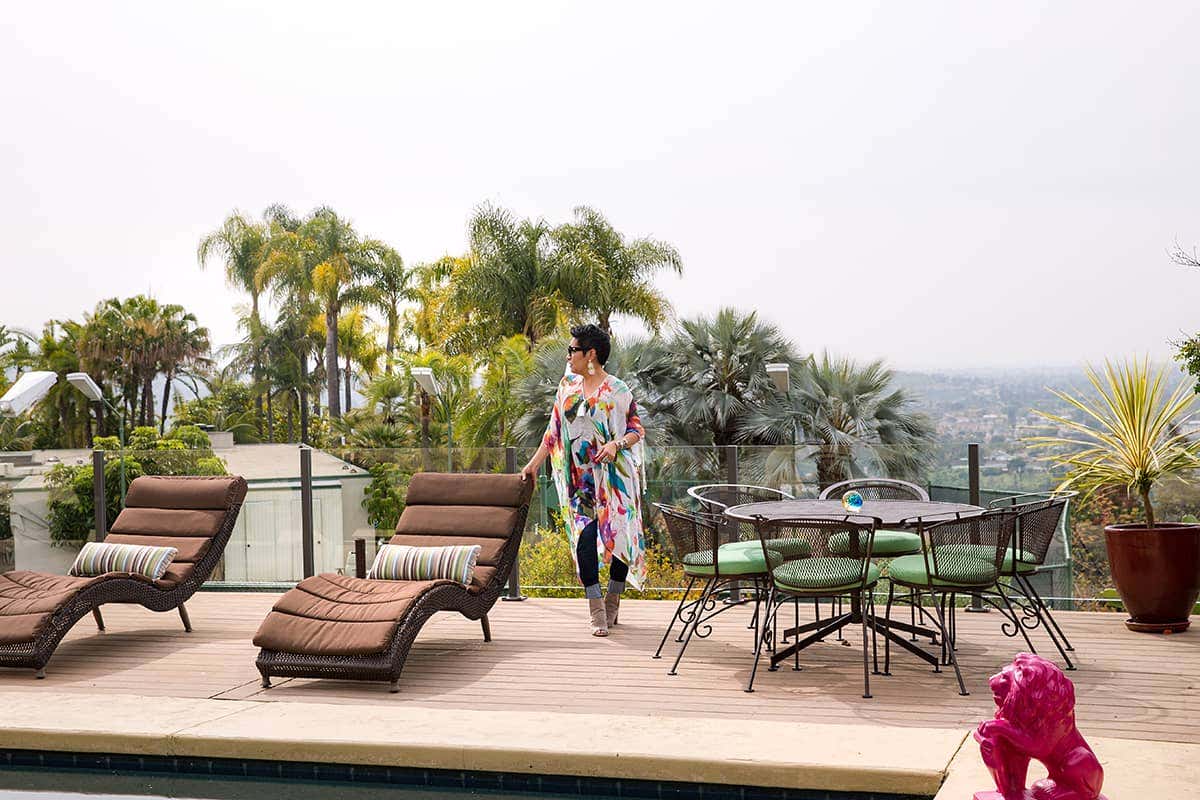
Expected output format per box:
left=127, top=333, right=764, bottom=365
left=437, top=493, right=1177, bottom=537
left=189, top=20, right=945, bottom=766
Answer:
left=261, top=675, right=271, bottom=688
left=92, top=608, right=105, bottom=632
left=934, top=594, right=968, bottom=696
left=1022, top=574, right=1076, bottom=654
left=746, top=587, right=777, bottom=693
left=178, top=604, right=192, bottom=633
left=389, top=680, right=400, bottom=693
left=654, top=575, right=697, bottom=659
left=481, top=614, right=492, bottom=643
left=860, top=592, right=872, bottom=699
left=668, top=579, right=715, bottom=676
left=995, top=585, right=1039, bottom=655
left=35, top=669, right=45, bottom=680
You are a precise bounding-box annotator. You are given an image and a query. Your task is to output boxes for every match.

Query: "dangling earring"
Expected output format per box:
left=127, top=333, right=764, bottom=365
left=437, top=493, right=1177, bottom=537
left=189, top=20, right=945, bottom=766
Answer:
left=587, top=360, right=596, bottom=376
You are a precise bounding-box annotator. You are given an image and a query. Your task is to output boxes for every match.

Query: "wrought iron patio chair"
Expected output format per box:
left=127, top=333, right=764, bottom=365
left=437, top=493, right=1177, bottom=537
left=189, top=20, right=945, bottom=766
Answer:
left=654, top=504, right=778, bottom=671
left=819, top=478, right=928, bottom=636
left=685, top=484, right=796, bottom=631
left=882, top=508, right=1021, bottom=696
left=986, top=492, right=1078, bottom=669
left=745, top=515, right=881, bottom=698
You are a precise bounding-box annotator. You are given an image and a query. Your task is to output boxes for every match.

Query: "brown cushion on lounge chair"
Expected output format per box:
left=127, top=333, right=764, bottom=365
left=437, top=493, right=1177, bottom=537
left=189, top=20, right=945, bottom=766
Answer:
left=253, top=573, right=448, bottom=656
left=395, top=506, right=519, bottom=540
left=404, top=473, right=529, bottom=508
left=0, top=572, right=100, bottom=644
left=124, top=476, right=242, bottom=511
left=109, top=508, right=225, bottom=538
left=103, top=535, right=210, bottom=562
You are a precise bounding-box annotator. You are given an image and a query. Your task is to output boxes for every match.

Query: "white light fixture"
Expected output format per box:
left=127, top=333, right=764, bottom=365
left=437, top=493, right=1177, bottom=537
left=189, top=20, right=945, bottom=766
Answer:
left=411, top=367, right=441, bottom=397
left=766, top=363, right=790, bottom=393
left=66, top=372, right=104, bottom=402
left=0, top=371, right=58, bottom=415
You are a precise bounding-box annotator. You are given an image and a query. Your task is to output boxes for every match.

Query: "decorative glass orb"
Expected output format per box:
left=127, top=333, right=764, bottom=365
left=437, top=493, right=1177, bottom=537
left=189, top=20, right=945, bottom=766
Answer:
left=841, top=490, right=864, bottom=512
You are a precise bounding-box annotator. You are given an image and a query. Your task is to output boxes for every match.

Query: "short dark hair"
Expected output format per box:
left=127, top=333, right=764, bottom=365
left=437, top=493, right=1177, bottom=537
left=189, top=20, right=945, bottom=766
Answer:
left=570, top=323, right=611, bottom=365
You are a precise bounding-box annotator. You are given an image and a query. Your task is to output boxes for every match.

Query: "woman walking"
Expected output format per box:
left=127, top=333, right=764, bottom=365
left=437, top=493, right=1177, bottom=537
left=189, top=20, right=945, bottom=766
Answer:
left=521, top=324, right=647, bottom=636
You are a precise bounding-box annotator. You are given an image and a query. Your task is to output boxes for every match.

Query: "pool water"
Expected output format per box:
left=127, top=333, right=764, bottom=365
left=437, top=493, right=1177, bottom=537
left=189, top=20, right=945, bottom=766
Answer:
left=0, top=769, right=564, bottom=800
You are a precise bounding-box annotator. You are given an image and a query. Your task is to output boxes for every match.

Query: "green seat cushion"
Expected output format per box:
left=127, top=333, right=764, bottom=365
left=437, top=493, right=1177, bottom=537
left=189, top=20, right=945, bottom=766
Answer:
left=772, top=558, right=881, bottom=594
left=888, top=552, right=1000, bottom=588
left=829, top=529, right=921, bottom=557
left=938, top=544, right=1041, bottom=575
left=682, top=540, right=773, bottom=577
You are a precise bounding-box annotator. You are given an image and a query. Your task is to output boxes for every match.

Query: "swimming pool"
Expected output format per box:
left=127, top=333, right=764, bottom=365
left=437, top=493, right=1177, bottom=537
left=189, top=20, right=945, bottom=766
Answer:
left=0, top=751, right=929, bottom=800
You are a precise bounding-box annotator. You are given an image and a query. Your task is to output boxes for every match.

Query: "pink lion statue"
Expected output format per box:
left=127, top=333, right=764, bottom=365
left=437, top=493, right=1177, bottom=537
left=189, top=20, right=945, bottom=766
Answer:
left=973, top=653, right=1107, bottom=800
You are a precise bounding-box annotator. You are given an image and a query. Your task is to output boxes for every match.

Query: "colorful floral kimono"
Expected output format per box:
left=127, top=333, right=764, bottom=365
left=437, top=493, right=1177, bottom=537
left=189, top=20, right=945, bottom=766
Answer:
left=542, top=374, right=648, bottom=589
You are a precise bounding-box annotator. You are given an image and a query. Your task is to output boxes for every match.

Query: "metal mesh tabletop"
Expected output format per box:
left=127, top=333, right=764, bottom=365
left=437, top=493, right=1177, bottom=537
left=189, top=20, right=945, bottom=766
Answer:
left=724, top=499, right=982, bottom=526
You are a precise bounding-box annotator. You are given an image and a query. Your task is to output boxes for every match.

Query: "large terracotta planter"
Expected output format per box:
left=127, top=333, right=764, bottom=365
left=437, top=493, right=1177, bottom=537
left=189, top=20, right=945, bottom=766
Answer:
left=1104, top=523, right=1200, bottom=633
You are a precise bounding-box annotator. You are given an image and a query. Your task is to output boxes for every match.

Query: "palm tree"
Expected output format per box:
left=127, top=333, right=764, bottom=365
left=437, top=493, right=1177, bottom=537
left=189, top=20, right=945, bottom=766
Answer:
left=403, top=256, right=463, bottom=351
left=554, top=206, right=682, bottom=335
left=258, top=210, right=322, bottom=441
left=359, top=240, right=409, bottom=370
left=458, top=334, right=533, bottom=447
left=660, top=307, right=806, bottom=447
left=156, top=305, right=211, bottom=434
left=303, top=207, right=366, bottom=419
left=456, top=204, right=570, bottom=350
left=333, top=306, right=382, bottom=413
left=198, top=212, right=269, bottom=432
left=741, top=352, right=935, bottom=487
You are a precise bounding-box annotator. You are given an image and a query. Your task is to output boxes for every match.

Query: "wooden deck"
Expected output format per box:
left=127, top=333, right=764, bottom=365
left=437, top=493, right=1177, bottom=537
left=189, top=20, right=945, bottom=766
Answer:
left=1, top=593, right=1195, bottom=744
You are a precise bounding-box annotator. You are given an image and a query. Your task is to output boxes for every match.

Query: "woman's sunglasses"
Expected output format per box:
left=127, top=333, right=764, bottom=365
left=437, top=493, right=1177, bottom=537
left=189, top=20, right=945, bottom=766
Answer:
left=566, top=346, right=587, bottom=355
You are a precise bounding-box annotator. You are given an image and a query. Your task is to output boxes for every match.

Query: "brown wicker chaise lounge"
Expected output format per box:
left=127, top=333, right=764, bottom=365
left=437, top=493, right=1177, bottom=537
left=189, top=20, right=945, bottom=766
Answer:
left=0, top=475, right=247, bottom=678
left=253, top=472, right=532, bottom=692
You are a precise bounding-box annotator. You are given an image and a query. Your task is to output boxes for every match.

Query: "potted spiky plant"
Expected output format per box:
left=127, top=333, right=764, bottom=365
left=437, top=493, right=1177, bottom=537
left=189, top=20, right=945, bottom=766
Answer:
left=1031, top=358, right=1200, bottom=633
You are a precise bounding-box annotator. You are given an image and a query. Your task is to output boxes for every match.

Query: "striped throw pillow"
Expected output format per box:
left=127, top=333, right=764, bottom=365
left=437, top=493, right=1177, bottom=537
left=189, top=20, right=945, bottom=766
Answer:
left=70, top=542, right=178, bottom=580
left=368, top=544, right=481, bottom=585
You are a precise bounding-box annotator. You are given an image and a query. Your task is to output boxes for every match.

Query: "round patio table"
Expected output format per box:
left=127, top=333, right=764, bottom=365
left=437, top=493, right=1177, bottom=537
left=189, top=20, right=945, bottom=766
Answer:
left=724, top=498, right=982, bottom=526
left=722, top=497, right=984, bottom=674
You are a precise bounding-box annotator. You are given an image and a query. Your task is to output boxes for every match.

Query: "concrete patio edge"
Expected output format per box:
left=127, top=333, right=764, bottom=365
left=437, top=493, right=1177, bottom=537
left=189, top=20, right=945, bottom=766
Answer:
left=0, top=691, right=967, bottom=796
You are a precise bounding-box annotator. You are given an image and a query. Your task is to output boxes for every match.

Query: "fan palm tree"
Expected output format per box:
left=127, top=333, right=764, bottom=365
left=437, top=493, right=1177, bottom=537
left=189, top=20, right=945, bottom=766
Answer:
left=741, top=352, right=935, bottom=487
left=660, top=308, right=806, bottom=448
left=554, top=205, right=682, bottom=335
left=403, top=256, right=464, bottom=351
left=456, top=204, right=571, bottom=350
left=331, top=306, right=382, bottom=413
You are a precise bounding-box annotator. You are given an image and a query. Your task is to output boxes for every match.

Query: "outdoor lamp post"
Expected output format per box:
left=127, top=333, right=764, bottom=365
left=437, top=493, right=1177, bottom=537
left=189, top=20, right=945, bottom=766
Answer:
left=0, top=371, right=58, bottom=416
left=411, top=367, right=453, bottom=471
left=66, top=372, right=126, bottom=505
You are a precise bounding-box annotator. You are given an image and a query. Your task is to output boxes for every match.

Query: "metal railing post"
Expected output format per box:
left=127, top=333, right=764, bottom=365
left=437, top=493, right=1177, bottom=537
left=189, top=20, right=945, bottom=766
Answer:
left=724, top=444, right=741, bottom=603
left=966, top=442, right=987, bottom=612
left=502, top=446, right=527, bottom=601
left=92, top=449, right=106, bottom=541
left=300, top=446, right=315, bottom=580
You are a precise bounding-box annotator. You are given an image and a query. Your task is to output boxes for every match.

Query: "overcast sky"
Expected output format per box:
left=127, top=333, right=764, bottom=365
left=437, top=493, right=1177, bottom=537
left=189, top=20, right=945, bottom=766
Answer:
left=2, top=2, right=1199, bottom=369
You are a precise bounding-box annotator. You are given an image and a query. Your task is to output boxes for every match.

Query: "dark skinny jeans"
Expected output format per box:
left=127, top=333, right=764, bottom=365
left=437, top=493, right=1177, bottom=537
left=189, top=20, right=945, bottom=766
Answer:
left=577, top=518, right=628, bottom=598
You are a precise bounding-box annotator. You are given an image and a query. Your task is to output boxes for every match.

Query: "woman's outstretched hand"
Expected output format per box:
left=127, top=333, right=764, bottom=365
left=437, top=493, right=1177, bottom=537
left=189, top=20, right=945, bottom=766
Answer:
left=520, top=462, right=538, bottom=481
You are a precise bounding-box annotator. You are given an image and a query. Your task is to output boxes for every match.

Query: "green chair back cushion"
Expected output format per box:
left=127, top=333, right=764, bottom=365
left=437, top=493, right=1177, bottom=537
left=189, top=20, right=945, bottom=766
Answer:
left=829, top=529, right=920, bottom=557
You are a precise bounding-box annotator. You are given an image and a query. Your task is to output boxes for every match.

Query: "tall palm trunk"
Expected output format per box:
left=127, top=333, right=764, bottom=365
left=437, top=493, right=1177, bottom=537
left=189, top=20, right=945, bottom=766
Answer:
left=385, top=315, right=397, bottom=373
left=325, top=308, right=341, bottom=418
left=344, top=357, right=352, bottom=413
left=251, top=295, right=264, bottom=437
left=159, top=370, right=173, bottom=435
left=266, top=389, right=274, bottom=442
left=286, top=397, right=295, bottom=443
left=141, top=374, right=154, bottom=428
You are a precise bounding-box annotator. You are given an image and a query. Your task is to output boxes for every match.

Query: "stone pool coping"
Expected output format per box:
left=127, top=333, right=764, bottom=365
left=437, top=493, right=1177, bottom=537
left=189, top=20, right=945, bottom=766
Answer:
left=0, top=690, right=1189, bottom=797
left=0, top=690, right=956, bottom=796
